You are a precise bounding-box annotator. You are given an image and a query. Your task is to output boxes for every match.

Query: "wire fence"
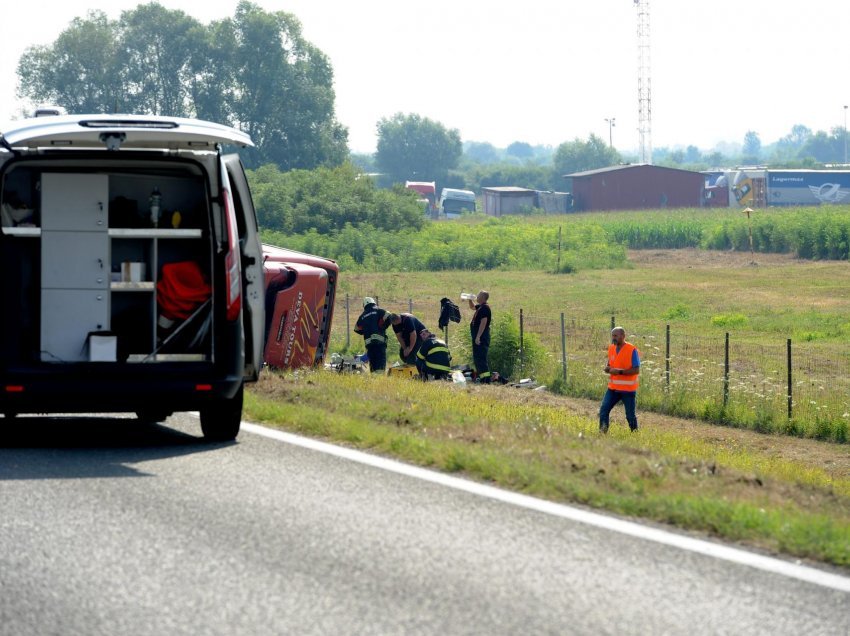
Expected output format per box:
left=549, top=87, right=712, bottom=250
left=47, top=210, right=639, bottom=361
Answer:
left=332, top=295, right=850, bottom=440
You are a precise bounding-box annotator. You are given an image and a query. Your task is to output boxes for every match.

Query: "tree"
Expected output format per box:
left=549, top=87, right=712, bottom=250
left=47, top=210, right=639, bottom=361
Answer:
left=375, top=113, right=462, bottom=185
left=247, top=162, right=426, bottom=234
left=15, top=1, right=348, bottom=170
left=464, top=141, right=500, bottom=165
left=17, top=11, right=125, bottom=114
left=506, top=141, right=534, bottom=159
left=742, top=131, right=761, bottom=162
left=552, top=134, right=621, bottom=179
left=799, top=129, right=843, bottom=163
left=221, top=1, right=348, bottom=169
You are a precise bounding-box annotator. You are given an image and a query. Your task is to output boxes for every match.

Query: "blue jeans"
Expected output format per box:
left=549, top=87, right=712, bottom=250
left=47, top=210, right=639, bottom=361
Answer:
left=599, top=389, right=638, bottom=430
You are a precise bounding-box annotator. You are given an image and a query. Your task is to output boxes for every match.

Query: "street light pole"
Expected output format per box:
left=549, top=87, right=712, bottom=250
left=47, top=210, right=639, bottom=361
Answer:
left=604, top=117, right=616, bottom=148
left=844, top=105, right=847, bottom=165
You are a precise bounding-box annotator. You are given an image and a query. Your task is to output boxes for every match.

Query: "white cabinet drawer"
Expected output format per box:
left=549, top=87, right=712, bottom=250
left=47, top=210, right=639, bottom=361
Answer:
left=41, top=231, right=109, bottom=289
left=41, top=173, right=108, bottom=231
left=40, top=289, right=109, bottom=362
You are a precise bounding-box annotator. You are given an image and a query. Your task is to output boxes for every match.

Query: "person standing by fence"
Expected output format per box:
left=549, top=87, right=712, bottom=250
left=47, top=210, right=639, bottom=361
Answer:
left=599, top=326, right=640, bottom=433
left=467, top=290, right=492, bottom=383
left=354, top=297, right=392, bottom=373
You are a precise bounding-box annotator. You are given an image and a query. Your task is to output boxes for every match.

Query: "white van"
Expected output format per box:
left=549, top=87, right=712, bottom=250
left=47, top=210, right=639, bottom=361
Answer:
left=0, top=114, right=265, bottom=440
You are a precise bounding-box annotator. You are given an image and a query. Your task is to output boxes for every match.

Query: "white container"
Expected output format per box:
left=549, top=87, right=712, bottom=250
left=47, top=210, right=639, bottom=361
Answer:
left=121, top=261, right=145, bottom=283
left=460, top=292, right=476, bottom=301
left=87, top=333, right=117, bottom=362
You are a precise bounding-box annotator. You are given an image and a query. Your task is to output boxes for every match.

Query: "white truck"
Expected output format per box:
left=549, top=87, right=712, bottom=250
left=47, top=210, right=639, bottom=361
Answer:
left=439, top=188, right=476, bottom=218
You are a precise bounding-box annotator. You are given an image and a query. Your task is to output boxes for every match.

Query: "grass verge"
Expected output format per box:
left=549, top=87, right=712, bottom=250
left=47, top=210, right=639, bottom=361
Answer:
left=246, top=369, right=850, bottom=570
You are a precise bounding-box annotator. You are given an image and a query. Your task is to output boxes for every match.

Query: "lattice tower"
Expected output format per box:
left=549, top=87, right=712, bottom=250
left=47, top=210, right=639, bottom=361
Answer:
left=635, top=0, right=652, bottom=164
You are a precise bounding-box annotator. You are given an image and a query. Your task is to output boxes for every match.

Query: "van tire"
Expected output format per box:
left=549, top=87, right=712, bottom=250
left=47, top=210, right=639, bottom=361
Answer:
left=200, top=385, right=243, bottom=441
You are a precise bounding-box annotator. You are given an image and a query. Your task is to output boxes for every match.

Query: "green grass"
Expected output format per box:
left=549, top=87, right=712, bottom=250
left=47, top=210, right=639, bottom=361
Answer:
left=246, top=370, right=850, bottom=568
left=333, top=254, right=850, bottom=440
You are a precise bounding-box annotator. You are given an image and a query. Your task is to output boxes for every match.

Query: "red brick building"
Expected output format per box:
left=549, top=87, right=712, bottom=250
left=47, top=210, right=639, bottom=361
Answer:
left=564, top=164, right=705, bottom=211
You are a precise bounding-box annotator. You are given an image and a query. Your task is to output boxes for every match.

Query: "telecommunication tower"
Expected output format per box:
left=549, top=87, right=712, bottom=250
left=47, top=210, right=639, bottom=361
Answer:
left=634, top=0, right=652, bottom=164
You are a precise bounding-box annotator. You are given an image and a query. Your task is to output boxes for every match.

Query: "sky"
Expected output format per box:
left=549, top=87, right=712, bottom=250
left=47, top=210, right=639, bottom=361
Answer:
left=2, top=1, right=850, bottom=155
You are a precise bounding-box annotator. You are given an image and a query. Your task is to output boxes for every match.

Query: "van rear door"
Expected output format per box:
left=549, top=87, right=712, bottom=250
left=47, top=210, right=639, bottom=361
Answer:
left=223, top=155, right=264, bottom=381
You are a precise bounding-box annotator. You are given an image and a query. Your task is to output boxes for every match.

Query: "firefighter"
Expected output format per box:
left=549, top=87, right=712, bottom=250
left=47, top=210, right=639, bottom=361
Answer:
left=353, top=297, right=392, bottom=373
left=467, top=290, right=492, bottom=383
left=416, top=329, right=452, bottom=380
left=390, top=312, right=427, bottom=365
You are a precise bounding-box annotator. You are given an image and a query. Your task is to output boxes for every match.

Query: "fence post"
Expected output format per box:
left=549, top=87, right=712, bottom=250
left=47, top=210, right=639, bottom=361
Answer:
left=519, top=308, right=525, bottom=378
left=611, top=315, right=615, bottom=330
left=408, top=298, right=413, bottom=313
left=345, top=294, right=350, bottom=350
left=723, top=332, right=729, bottom=408
left=557, top=225, right=562, bottom=273
left=560, top=312, right=567, bottom=385
left=787, top=338, right=793, bottom=420
left=665, top=324, right=671, bottom=391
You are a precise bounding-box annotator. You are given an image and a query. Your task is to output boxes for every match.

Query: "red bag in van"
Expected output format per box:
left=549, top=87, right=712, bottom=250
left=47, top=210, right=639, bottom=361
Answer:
left=157, top=261, right=211, bottom=321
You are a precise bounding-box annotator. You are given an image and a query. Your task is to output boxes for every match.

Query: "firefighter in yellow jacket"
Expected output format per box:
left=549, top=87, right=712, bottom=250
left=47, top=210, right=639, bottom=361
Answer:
left=415, top=328, right=452, bottom=380
left=599, top=326, right=640, bottom=433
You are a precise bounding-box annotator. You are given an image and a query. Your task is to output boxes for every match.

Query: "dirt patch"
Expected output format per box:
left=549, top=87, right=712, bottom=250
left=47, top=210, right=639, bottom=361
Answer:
left=627, top=248, right=800, bottom=268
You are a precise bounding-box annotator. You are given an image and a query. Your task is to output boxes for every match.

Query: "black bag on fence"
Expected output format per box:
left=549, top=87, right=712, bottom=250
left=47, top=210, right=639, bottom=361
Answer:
left=438, top=297, right=462, bottom=329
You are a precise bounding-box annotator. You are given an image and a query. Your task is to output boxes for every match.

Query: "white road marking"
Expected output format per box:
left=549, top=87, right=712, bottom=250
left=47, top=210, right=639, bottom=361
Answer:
left=240, top=422, right=850, bottom=593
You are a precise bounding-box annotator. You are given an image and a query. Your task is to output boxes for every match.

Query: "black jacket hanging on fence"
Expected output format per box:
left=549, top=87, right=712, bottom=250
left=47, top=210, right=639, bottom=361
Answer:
left=438, top=297, right=462, bottom=330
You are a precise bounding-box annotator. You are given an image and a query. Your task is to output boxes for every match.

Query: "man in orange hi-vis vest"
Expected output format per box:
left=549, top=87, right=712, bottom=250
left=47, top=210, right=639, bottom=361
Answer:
left=599, top=326, right=641, bottom=433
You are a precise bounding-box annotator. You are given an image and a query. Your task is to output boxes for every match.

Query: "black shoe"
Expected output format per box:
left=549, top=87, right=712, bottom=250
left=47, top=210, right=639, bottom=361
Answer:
left=630, top=426, right=639, bottom=432
left=599, top=424, right=609, bottom=434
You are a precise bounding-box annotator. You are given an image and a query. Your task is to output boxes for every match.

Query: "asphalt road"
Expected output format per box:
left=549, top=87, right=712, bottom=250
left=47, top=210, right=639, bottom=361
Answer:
left=1, top=413, right=848, bottom=636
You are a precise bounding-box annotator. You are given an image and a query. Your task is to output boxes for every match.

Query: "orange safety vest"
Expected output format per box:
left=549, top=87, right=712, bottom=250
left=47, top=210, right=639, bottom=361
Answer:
left=607, top=342, right=639, bottom=392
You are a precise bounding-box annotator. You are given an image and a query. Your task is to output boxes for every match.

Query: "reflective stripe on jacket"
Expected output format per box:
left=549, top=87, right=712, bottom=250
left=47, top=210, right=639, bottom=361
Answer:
left=417, top=338, right=451, bottom=373
left=607, top=342, right=639, bottom=392
left=355, top=306, right=389, bottom=347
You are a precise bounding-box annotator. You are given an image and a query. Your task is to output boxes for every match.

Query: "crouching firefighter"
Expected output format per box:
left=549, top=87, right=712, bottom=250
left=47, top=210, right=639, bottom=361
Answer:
left=416, top=329, right=452, bottom=380
left=354, top=297, right=393, bottom=373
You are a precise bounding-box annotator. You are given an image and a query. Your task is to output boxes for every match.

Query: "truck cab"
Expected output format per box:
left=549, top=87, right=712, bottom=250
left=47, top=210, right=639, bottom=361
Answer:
left=439, top=188, right=476, bottom=218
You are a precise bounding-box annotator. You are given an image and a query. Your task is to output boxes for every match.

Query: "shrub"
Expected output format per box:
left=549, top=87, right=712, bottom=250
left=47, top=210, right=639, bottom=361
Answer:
left=486, top=312, right=549, bottom=381
left=711, top=313, right=749, bottom=328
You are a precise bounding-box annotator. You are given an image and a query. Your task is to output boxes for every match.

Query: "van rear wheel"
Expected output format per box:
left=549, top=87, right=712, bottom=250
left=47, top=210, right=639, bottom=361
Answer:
left=200, top=385, right=243, bottom=441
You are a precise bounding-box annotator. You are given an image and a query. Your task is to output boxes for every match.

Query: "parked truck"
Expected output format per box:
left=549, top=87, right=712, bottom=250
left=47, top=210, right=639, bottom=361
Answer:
left=439, top=188, right=476, bottom=218
left=405, top=181, right=438, bottom=218
left=703, top=168, right=850, bottom=208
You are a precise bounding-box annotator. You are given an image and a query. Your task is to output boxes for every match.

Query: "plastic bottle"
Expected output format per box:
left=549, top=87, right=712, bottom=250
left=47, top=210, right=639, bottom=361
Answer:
left=149, top=187, right=161, bottom=227
left=460, top=292, right=476, bottom=301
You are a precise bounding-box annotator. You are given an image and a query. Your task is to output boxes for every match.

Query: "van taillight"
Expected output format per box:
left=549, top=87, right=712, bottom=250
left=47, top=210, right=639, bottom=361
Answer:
left=222, top=189, right=242, bottom=321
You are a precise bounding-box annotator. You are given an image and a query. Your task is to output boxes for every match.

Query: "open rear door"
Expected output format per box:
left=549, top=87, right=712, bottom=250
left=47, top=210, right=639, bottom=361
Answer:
left=223, top=154, right=264, bottom=381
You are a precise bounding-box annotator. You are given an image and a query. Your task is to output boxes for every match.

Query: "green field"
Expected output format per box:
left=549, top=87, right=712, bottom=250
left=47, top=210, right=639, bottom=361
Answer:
left=330, top=249, right=850, bottom=441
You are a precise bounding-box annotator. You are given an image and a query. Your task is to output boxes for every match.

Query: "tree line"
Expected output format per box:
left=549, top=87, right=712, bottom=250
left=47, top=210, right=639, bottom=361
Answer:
left=16, top=1, right=348, bottom=170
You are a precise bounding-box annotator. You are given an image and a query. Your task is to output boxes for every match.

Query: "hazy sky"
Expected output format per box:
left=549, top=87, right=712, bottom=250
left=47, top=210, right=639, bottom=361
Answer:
left=2, top=1, right=849, bottom=154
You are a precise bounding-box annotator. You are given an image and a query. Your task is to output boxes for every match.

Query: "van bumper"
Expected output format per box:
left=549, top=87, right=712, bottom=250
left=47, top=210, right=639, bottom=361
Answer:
left=0, top=365, right=243, bottom=415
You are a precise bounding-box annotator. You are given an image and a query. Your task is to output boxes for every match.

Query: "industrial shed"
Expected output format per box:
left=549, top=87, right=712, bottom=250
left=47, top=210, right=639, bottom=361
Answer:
left=564, top=164, right=705, bottom=211
left=480, top=187, right=537, bottom=216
